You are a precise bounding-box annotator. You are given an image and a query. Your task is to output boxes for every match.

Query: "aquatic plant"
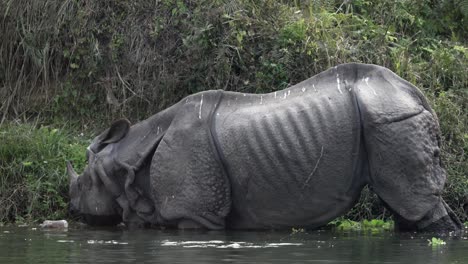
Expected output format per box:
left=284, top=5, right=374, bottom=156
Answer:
left=331, top=219, right=394, bottom=232
left=334, top=220, right=363, bottom=232
left=362, top=219, right=394, bottom=231
left=428, top=237, right=446, bottom=246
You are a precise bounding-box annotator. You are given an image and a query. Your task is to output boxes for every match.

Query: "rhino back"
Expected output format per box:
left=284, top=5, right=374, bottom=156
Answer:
left=214, top=64, right=369, bottom=229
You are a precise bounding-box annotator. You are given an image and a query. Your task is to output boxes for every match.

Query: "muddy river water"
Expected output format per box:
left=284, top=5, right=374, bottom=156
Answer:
left=0, top=226, right=467, bottom=263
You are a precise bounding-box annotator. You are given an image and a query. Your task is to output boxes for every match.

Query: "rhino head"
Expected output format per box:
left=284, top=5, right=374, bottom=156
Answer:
left=68, top=119, right=132, bottom=226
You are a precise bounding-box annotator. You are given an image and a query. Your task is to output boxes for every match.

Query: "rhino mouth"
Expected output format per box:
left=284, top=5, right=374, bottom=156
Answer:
left=82, top=214, right=122, bottom=226
left=68, top=203, right=81, bottom=220
left=68, top=200, right=122, bottom=226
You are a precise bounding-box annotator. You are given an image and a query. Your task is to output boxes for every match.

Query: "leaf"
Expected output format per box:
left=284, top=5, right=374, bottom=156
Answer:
left=428, top=237, right=446, bottom=246
left=22, top=161, right=33, bottom=167
left=461, top=0, right=468, bottom=19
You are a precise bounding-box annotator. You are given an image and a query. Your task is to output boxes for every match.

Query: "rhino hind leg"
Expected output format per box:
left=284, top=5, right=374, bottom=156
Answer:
left=364, top=110, right=462, bottom=232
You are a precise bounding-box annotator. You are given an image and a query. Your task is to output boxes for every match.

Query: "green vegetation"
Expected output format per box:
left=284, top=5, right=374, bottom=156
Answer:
left=330, top=219, right=394, bottom=232
left=332, top=219, right=363, bottom=232
left=428, top=237, right=446, bottom=246
left=0, top=0, right=466, bottom=223
left=0, top=124, right=88, bottom=223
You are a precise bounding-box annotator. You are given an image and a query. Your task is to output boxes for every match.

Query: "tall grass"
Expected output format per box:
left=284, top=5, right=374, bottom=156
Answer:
left=1, top=1, right=466, bottom=121
left=0, top=124, right=88, bottom=223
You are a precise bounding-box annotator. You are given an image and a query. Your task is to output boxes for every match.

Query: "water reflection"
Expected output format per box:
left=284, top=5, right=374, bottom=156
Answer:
left=0, top=226, right=466, bottom=264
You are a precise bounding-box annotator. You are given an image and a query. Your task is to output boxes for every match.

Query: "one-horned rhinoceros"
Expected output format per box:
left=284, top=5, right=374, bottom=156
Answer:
left=68, top=63, right=462, bottom=232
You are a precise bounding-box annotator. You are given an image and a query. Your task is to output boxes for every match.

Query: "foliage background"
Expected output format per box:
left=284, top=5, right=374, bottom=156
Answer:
left=0, top=0, right=466, bottom=224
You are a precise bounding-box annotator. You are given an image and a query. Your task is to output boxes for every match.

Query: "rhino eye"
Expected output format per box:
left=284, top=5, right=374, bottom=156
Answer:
left=79, top=176, right=91, bottom=190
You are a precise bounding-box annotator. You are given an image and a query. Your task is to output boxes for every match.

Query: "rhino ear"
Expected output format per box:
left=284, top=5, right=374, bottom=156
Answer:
left=102, top=119, right=131, bottom=144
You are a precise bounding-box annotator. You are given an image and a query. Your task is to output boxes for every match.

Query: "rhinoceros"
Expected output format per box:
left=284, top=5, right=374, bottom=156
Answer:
left=67, top=63, right=462, bottom=232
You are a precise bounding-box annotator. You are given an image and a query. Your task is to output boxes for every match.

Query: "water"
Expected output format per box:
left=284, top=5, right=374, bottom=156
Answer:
left=0, top=226, right=467, bottom=264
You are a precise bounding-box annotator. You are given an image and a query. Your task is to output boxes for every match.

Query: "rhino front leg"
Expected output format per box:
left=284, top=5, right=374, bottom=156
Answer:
left=391, top=198, right=462, bottom=232
left=363, top=109, right=462, bottom=232
left=414, top=199, right=462, bottom=232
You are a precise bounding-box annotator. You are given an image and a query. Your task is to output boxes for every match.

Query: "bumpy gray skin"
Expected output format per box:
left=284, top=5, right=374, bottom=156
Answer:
left=68, top=63, right=462, bottom=232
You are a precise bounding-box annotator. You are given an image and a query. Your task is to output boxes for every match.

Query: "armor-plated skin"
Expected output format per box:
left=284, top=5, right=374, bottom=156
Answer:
left=215, top=65, right=364, bottom=229
left=68, top=63, right=462, bottom=232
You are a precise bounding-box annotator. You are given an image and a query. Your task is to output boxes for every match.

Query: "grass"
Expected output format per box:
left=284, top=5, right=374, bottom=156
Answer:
left=329, top=219, right=394, bottom=233
left=0, top=123, right=88, bottom=223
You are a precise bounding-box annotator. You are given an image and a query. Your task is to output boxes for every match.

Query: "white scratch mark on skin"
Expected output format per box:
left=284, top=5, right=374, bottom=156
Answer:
left=185, top=98, right=188, bottom=103
left=260, top=96, right=263, bottom=104
left=336, top=73, right=343, bottom=94
left=302, top=146, right=324, bottom=189
left=345, top=80, right=351, bottom=91
left=243, top=93, right=246, bottom=96
left=313, top=84, right=317, bottom=92
left=274, top=92, right=277, bottom=98
left=365, top=77, right=377, bottom=95
left=359, top=77, right=364, bottom=91
left=198, top=94, right=204, bottom=119
left=157, top=126, right=160, bottom=134
left=288, top=90, right=290, bottom=96
left=283, top=92, right=287, bottom=99
left=302, top=87, right=306, bottom=92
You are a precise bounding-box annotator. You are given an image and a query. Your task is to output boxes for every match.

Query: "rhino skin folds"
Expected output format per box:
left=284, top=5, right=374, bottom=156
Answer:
left=68, top=63, right=463, bottom=232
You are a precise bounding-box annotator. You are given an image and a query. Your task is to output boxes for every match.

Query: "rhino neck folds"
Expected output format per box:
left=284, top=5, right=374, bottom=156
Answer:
left=108, top=158, right=156, bottom=225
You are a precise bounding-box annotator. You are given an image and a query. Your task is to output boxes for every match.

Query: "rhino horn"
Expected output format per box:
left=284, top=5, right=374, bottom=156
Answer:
left=66, top=161, right=79, bottom=183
